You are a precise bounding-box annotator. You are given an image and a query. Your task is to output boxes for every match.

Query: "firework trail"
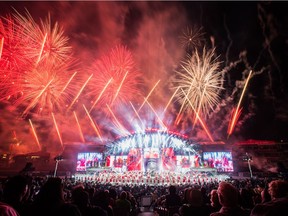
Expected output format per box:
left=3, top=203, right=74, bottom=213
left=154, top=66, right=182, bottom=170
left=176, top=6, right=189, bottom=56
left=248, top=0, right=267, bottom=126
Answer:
left=0, top=37, right=3, bottom=59
left=88, top=45, right=143, bottom=108
left=89, top=78, right=112, bottom=112
left=68, top=74, right=93, bottom=110
left=83, top=104, right=103, bottom=142
left=227, top=70, right=253, bottom=137
left=173, top=47, right=224, bottom=119
left=29, top=119, right=41, bottom=150
left=51, top=112, right=63, bottom=148
left=73, top=111, right=85, bottom=143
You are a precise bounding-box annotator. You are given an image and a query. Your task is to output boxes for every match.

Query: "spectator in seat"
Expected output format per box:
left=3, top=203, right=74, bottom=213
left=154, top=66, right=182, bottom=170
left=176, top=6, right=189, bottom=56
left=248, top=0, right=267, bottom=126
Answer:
left=250, top=179, right=288, bottom=216
left=0, top=201, right=20, bottom=216
left=210, top=181, right=250, bottom=216
left=207, top=189, right=221, bottom=215
left=27, top=177, right=81, bottom=216
left=114, top=191, right=131, bottom=216
left=2, top=175, right=29, bottom=216
left=165, top=185, right=182, bottom=207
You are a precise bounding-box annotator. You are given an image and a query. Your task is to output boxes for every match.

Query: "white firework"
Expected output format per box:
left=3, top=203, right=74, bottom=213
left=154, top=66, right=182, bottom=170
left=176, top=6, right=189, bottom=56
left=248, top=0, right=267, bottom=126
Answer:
left=173, top=47, right=224, bottom=118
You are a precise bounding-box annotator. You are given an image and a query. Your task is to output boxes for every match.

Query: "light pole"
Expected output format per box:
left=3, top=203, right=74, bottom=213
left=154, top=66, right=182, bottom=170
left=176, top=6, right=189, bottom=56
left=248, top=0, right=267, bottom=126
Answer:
left=54, top=155, right=63, bottom=177
left=245, top=152, right=253, bottom=178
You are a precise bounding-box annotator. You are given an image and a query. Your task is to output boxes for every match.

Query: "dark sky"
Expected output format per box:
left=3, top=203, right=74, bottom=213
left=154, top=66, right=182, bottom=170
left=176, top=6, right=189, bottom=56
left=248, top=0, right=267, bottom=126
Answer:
left=0, top=1, right=288, bottom=154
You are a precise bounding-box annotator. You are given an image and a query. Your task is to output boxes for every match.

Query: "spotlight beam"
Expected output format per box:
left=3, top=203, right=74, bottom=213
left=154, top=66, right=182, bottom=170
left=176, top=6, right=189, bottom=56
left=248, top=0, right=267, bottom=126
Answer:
left=106, top=104, right=128, bottom=135
left=130, top=101, right=145, bottom=129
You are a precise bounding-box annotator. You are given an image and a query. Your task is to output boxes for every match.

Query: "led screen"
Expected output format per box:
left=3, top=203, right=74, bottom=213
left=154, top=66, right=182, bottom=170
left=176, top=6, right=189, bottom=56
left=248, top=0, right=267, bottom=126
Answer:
left=203, top=151, right=234, bottom=172
left=76, top=152, right=103, bottom=171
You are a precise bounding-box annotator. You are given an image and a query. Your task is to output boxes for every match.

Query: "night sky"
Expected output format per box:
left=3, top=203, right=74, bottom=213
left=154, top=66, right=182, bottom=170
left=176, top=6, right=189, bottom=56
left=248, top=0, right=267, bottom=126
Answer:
left=0, top=1, right=288, bottom=154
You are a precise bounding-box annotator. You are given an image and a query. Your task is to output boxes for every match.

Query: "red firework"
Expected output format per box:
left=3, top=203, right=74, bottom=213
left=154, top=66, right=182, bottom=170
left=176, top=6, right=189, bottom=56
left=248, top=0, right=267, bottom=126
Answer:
left=0, top=10, right=79, bottom=116
left=12, top=9, right=73, bottom=65
left=0, top=15, right=32, bottom=101
left=88, top=45, right=143, bottom=110
left=14, top=61, right=80, bottom=116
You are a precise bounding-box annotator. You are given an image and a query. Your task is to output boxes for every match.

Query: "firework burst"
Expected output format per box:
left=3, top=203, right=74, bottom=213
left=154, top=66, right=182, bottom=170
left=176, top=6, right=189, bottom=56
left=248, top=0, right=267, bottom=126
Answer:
left=173, top=47, right=224, bottom=119
left=88, top=45, right=143, bottom=110
left=0, top=15, right=30, bottom=71
left=12, top=9, right=73, bottom=65
left=179, top=26, right=205, bottom=51
left=0, top=15, right=32, bottom=102
left=0, top=10, right=79, bottom=116
left=12, top=62, right=80, bottom=116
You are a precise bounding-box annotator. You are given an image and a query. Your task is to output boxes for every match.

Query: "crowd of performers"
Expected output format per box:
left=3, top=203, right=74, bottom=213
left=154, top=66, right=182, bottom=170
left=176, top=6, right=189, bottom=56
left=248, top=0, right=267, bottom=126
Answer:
left=74, top=170, right=229, bottom=186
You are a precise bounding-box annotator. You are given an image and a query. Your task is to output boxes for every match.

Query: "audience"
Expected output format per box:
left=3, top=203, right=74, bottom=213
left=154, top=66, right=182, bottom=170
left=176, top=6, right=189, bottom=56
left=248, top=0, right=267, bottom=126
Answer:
left=0, top=173, right=287, bottom=216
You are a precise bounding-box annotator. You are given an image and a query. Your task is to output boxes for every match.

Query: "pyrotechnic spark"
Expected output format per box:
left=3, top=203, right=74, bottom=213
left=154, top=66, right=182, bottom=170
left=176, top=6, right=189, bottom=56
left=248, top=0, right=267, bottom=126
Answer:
left=0, top=37, right=3, bottom=59
left=28, top=119, right=41, bottom=150
left=36, top=33, right=47, bottom=65
left=173, top=47, right=223, bottom=119
left=13, top=9, right=73, bottom=65
left=182, top=88, right=214, bottom=142
left=83, top=104, right=102, bottom=142
left=73, top=111, right=85, bottom=143
left=51, top=112, right=63, bottom=148
left=227, top=70, right=253, bottom=136
left=89, top=45, right=142, bottom=107
left=59, top=71, right=78, bottom=95
left=179, top=26, right=205, bottom=50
